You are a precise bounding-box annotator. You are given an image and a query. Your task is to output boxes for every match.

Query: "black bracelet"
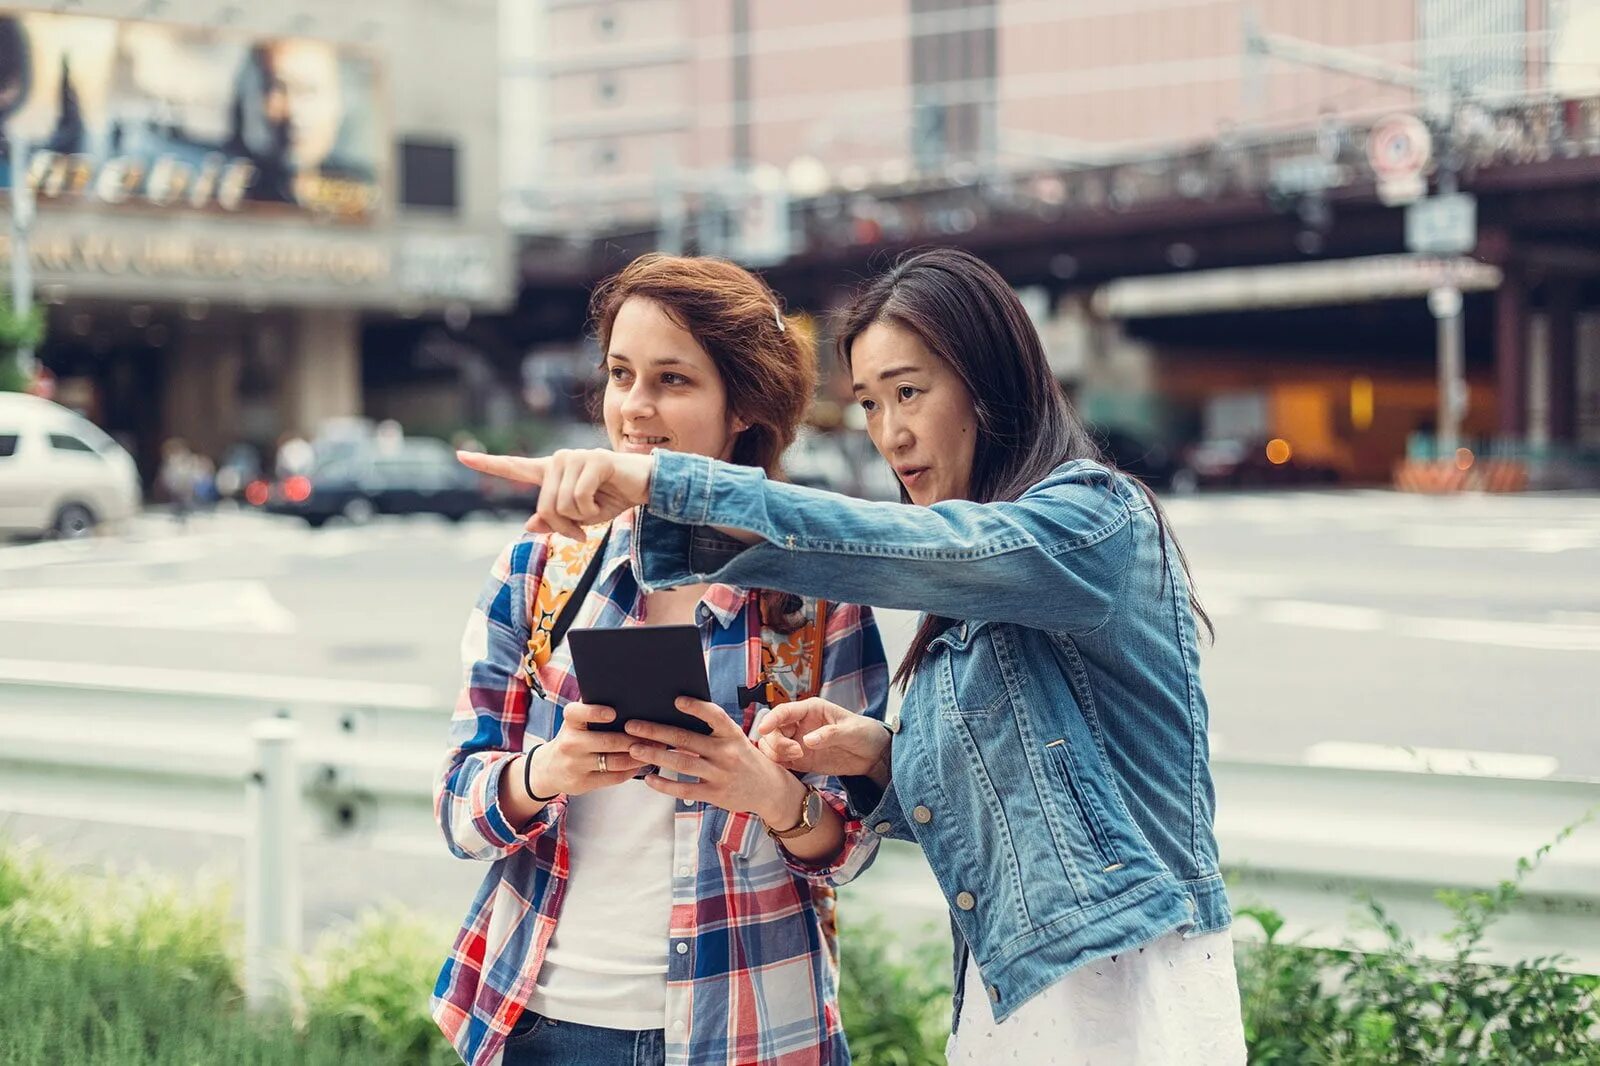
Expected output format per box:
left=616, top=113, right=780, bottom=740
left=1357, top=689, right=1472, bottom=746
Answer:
left=522, top=744, right=561, bottom=802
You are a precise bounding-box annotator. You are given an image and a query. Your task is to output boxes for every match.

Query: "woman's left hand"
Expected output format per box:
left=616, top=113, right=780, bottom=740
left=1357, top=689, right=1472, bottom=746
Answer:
left=625, top=697, right=804, bottom=825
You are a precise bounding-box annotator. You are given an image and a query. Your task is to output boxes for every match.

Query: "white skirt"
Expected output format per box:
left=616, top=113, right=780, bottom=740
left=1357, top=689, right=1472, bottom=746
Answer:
left=946, top=930, right=1247, bottom=1066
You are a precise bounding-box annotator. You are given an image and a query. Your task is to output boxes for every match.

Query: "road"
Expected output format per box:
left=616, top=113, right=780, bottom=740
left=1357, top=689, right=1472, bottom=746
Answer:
left=1, top=490, right=1596, bottom=933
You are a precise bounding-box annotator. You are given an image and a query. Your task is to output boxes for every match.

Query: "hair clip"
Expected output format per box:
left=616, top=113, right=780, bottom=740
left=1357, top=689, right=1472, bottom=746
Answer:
left=772, top=304, right=786, bottom=332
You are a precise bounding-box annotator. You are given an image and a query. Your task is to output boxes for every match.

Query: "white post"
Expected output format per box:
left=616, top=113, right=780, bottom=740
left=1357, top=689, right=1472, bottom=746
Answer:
left=1430, top=284, right=1466, bottom=456
left=245, top=718, right=302, bottom=1013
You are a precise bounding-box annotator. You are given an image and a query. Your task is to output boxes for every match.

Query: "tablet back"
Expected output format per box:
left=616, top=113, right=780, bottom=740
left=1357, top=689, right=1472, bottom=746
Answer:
left=566, top=624, right=715, bottom=736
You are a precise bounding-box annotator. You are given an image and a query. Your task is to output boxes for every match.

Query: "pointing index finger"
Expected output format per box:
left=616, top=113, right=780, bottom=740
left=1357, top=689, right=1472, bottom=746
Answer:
left=457, top=451, right=550, bottom=486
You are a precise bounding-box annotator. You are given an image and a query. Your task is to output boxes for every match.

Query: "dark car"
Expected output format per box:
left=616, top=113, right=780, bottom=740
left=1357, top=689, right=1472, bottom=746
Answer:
left=1095, top=428, right=1181, bottom=490
left=1173, top=437, right=1343, bottom=492
left=257, top=438, right=491, bottom=527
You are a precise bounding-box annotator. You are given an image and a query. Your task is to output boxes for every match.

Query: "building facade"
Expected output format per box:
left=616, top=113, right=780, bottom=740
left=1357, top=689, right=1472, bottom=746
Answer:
left=502, top=0, right=1600, bottom=484
left=2, top=0, right=510, bottom=479
left=503, top=0, right=1597, bottom=230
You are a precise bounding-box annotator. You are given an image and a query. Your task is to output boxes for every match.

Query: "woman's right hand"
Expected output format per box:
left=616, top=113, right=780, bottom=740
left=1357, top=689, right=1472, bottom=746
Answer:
left=457, top=448, right=653, bottom=541
left=756, top=698, right=893, bottom=784
left=525, top=702, right=649, bottom=798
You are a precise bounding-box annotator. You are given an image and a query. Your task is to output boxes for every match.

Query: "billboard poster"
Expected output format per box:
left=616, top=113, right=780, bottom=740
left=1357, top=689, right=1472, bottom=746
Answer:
left=0, top=10, right=382, bottom=219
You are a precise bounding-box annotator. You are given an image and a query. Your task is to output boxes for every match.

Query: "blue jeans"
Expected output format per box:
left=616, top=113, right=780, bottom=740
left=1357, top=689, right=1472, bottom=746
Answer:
left=500, top=1012, right=666, bottom=1066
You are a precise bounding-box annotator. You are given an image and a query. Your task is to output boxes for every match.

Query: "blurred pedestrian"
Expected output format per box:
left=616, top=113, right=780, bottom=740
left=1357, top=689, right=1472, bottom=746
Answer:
left=192, top=455, right=219, bottom=511
left=374, top=418, right=404, bottom=456
left=157, top=438, right=198, bottom=528
left=274, top=432, right=314, bottom=479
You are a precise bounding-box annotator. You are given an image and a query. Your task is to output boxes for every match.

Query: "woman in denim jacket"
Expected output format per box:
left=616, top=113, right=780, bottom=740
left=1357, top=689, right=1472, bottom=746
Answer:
left=462, top=248, right=1247, bottom=1064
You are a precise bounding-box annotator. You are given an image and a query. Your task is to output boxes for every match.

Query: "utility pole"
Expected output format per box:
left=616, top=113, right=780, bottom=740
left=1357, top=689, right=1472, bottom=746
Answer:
left=1243, top=23, right=1469, bottom=458
left=9, top=135, right=35, bottom=384
left=1428, top=133, right=1468, bottom=455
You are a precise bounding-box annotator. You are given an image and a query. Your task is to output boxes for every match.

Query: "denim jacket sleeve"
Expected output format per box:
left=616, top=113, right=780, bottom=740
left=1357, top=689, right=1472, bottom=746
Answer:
left=434, top=535, right=566, bottom=861
left=639, top=451, right=1136, bottom=635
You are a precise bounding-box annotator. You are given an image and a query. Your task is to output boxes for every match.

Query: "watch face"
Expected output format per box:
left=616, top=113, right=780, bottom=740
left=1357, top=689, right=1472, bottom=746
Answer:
left=803, top=788, right=823, bottom=828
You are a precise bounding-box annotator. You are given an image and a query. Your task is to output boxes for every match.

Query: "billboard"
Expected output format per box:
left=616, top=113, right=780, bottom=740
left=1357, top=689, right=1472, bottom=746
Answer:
left=0, top=11, right=382, bottom=219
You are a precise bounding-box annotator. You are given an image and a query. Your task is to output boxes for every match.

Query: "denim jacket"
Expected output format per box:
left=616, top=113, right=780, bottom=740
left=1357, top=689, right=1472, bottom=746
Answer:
left=634, top=450, right=1230, bottom=1023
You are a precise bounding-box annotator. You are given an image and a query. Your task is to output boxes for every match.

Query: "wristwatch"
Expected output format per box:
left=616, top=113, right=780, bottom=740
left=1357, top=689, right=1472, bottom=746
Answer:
left=766, top=784, right=824, bottom=840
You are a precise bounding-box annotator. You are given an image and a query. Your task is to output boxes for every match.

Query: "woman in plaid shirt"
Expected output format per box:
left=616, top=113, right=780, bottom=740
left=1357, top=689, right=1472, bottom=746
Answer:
left=432, top=254, right=890, bottom=1066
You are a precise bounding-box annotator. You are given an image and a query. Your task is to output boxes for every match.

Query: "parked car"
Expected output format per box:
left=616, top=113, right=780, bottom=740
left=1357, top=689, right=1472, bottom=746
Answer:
left=1095, top=427, right=1182, bottom=491
left=0, top=393, right=142, bottom=540
left=1173, top=437, right=1344, bottom=492
left=254, top=437, right=491, bottom=527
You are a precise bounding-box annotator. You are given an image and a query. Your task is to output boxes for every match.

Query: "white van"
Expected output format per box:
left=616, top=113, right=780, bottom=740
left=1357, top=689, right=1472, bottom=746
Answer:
left=0, top=394, right=142, bottom=539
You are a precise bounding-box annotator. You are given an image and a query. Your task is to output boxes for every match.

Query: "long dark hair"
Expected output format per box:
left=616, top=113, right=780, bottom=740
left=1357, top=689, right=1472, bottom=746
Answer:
left=835, top=247, right=1211, bottom=688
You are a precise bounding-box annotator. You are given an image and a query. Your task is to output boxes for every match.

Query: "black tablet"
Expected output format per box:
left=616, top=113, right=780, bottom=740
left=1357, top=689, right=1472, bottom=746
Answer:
left=566, top=625, right=715, bottom=736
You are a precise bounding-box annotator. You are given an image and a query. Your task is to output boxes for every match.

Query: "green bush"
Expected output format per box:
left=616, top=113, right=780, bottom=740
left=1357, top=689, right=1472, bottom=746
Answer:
left=1234, top=817, right=1600, bottom=1064
left=0, top=839, right=453, bottom=1065
left=0, top=296, right=44, bottom=393
left=4, top=831, right=1598, bottom=1065
left=298, top=906, right=459, bottom=1066
left=838, top=916, right=950, bottom=1066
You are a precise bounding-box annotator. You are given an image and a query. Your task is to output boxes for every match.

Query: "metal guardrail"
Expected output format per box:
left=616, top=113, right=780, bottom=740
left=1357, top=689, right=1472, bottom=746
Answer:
left=2, top=659, right=1597, bottom=1007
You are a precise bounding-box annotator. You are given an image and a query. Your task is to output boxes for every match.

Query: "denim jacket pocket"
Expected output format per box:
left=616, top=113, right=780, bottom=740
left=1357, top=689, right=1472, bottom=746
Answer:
left=933, top=622, right=1012, bottom=719
left=1045, top=739, right=1124, bottom=872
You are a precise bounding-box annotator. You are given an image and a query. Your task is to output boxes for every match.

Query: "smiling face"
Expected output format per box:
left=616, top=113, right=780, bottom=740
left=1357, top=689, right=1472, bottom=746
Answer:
left=602, top=296, right=748, bottom=460
left=850, top=319, right=980, bottom=505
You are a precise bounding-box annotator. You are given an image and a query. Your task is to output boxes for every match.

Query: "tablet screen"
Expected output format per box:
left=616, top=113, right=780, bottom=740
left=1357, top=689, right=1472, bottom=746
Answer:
left=566, top=625, right=716, bottom=736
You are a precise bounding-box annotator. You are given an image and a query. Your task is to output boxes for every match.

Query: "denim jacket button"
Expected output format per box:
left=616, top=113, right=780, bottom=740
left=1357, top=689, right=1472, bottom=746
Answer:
left=873, top=821, right=894, bottom=835
left=912, top=805, right=933, bottom=824
left=955, top=891, right=976, bottom=911
left=988, top=984, right=1001, bottom=1003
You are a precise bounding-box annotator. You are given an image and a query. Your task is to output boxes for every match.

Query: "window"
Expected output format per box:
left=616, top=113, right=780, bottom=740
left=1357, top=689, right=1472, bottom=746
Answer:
left=1419, top=0, right=1525, bottom=97
left=595, top=9, right=618, bottom=36
left=597, top=75, right=620, bottom=104
left=399, top=138, right=460, bottom=212
left=910, top=0, right=997, bottom=167
left=49, top=433, right=99, bottom=455
left=0, top=434, right=18, bottom=459
left=594, top=142, right=619, bottom=170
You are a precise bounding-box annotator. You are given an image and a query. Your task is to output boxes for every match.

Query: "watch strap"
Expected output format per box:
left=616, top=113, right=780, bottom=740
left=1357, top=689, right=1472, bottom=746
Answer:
left=766, top=784, right=821, bottom=840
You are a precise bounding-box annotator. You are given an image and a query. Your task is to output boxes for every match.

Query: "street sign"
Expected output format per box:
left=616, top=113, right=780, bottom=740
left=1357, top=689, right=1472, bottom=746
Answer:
left=1268, top=156, right=1348, bottom=197
left=1407, top=193, right=1477, bottom=255
left=1368, top=113, right=1432, bottom=206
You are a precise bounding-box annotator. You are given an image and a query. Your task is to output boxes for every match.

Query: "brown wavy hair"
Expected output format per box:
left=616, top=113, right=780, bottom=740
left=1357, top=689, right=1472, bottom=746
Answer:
left=590, top=253, right=817, bottom=629
left=590, top=254, right=815, bottom=478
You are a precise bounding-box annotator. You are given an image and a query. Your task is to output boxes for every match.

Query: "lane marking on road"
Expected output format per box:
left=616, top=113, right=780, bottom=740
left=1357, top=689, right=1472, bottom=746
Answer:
left=1260, top=600, right=1387, bottom=632
left=0, top=580, right=297, bottom=634
left=1396, top=526, right=1600, bottom=553
left=1303, top=741, right=1559, bottom=779
left=0, top=656, right=439, bottom=707
left=1259, top=599, right=1600, bottom=652
left=0, top=539, right=101, bottom=572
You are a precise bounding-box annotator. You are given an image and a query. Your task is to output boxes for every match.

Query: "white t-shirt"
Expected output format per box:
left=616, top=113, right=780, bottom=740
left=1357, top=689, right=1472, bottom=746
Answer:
left=528, top=776, right=677, bottom=1030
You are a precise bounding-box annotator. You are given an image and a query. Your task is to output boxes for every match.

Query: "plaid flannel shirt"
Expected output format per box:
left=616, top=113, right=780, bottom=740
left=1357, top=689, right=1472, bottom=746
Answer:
left=432, top=510, right=890, bottom=1066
